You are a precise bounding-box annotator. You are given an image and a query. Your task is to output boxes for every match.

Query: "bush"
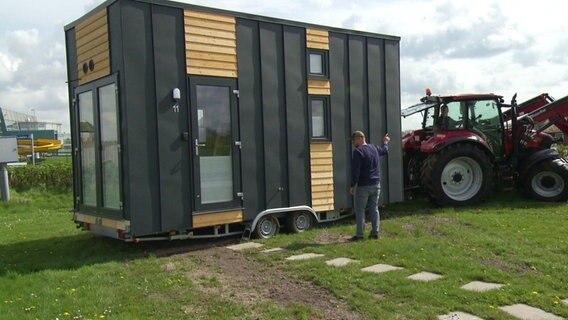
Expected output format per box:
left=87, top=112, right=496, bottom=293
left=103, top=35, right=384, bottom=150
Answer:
left=8, top=162, right=72, bottom=191
left=557, top=144, right=568, bottom=158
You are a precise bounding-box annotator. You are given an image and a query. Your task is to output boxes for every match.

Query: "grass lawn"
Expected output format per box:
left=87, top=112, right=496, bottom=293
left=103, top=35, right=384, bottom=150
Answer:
left=1, top=189, right=567, bottom=319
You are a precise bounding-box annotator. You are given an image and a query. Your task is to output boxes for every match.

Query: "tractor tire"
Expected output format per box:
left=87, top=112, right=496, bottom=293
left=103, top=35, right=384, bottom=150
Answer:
left=522, top=158, right=568, bottom=202
left=421, top=143, right=493, bottom=206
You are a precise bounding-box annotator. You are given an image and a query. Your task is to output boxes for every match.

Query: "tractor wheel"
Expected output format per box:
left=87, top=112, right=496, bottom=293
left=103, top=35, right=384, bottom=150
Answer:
left=421, top=144, right=493, bottom=206
left=287, top=211, right=313, bottom=233
left=522, top=158, right=568, bottom=202
left=254, top=214, right=280, bottom=239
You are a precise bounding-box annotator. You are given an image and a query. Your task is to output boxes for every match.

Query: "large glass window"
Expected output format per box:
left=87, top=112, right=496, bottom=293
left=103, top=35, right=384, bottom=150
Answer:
left=76, top=75, right=121, bottom=214
left=99, top=84, right=121, bottom=210
left=78, top=91, right=96, bottom=207
left=196, top=85, right=233, bottom=204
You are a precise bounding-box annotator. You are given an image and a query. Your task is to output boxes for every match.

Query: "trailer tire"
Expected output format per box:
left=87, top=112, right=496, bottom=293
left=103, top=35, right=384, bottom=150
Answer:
left=287, top=211, right=313, bottom=233
left=522, top=158, right=568, bottom=202
left=421, top=143, right=493, bottom=206
left=254, top=214, right=280, bottom=239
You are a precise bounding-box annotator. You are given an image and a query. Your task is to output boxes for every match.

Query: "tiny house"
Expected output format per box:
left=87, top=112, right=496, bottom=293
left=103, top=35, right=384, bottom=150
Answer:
left=64, top=0, right=404, bottom=241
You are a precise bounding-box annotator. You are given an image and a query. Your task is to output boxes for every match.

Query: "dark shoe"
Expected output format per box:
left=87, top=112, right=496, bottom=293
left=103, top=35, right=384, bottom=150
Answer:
left=369, top=234, right=379, bottom=239
left=349, top=236, right=364, bottom=242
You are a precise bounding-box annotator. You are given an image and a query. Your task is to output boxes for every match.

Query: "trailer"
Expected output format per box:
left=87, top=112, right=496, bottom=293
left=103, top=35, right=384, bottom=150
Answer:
left=64, top=0, right=404, bottom=241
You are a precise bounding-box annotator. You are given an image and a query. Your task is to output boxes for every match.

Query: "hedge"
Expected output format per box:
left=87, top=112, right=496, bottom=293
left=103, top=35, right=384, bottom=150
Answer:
left=8, top=162, right=73, bottom=191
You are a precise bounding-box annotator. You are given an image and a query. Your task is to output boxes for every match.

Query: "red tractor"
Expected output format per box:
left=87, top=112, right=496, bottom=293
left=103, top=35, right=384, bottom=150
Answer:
left=401, top=91, right=568, bottom=206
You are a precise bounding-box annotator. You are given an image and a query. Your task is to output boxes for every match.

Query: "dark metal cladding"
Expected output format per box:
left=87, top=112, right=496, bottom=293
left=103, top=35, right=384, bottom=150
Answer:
left=283, top=25, right=310, bottom=207
left=120, top=1, right=161, bottom=235
left=64, top=26, right=79, bottom=213
left=151, top=5, right=191, bottom=230
left=348, top=35, right=368, bottom=134
left=329, top=32, right=351, bottom=210
left=385, top=40, right=404, bottom=203
left=367, top=38, right=388, bottom=204
left=260, top=22, right=289, bottom=209
left=236, top=19, right=265, bottom=221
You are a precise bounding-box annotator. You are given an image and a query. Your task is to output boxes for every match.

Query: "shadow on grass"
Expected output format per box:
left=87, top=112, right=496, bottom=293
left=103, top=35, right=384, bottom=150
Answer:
left=0, top=233, right=244, bottom=277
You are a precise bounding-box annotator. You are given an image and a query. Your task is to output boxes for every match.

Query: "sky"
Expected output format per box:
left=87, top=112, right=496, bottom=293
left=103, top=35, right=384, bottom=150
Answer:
left=1, top=0, right=567, bottom=133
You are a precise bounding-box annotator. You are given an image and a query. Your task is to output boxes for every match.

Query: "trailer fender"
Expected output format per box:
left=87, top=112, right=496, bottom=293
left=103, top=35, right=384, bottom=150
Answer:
left=250, top=205, right=318, bottom=235
left=519, top=149, right=562, bottom=179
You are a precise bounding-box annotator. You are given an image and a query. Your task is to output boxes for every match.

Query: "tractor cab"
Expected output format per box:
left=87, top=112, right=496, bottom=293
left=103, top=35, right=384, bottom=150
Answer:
left=402, top=92, right=506, bottom=160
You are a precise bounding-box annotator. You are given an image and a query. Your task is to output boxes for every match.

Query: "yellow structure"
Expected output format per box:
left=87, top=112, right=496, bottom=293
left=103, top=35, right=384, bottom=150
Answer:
left=17, top=139, right=63, bottom=155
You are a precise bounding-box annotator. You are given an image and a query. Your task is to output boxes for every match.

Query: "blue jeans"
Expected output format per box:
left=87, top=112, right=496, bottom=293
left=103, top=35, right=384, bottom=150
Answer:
left=354, top=184, right=381, bottom=238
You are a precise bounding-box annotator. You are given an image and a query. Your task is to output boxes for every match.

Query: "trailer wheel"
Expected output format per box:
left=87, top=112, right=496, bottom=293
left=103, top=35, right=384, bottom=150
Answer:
left=254, top=214, right=280, bottom=239
left=287, top=211, right=313, bottom=233
left=421, top=143, right=493, bottom=206
left=522, top=158, right=568, bottom=202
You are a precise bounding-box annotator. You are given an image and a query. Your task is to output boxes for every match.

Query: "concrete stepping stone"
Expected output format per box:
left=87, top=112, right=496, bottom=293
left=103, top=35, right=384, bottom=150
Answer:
left=325, top=257, right=358, bottom=267
left=460, top=281, right=504, bottom=292
left=261, top=247, right=285, bottom=254
left=285, top=253, right=325, bottom=261
left=408, top=271, right=443, bottom=282
left=562, top=298, right=568, bottom=306
left=226, top=242, right=264, bottom=251
left=438, top=311, right=484, bottom=320
left=361, top=263, right=403, bottom=274
left=499, top=304, right=563, bottom=320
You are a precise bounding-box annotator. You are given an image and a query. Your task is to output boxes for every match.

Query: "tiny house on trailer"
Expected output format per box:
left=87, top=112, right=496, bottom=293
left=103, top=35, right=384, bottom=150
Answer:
left=64, top=0, right=404, bottom=241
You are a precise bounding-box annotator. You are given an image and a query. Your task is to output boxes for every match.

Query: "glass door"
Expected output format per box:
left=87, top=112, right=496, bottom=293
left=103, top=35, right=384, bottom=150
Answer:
left=189, top=76, right=241, bottom=211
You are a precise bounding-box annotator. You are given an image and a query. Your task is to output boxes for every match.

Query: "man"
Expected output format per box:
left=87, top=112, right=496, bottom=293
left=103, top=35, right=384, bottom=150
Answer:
left=349, top=130, right=390, bottom=241
left=438, top=104, right=459, bottom=130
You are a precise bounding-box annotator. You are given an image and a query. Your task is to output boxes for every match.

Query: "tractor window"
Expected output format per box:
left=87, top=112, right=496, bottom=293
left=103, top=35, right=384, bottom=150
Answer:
left=423, top=107, right=435, bottom=130
left=436, top=102, right=463, bottom=130
left=467, top=99, right=504, bottom=158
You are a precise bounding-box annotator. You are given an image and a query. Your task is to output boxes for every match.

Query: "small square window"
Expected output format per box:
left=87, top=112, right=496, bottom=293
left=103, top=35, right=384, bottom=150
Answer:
left=308, top=50, right=328, bottom=78
left=310, top=96, right=330, bottom=140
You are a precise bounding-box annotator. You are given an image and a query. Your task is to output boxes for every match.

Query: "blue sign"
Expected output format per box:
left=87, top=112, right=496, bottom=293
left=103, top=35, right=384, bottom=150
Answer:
left=16, top=134, right=33, bottom=139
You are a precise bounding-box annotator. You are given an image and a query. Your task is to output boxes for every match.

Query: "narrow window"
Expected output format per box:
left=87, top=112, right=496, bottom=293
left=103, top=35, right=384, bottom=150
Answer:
left=310, top=96, right=330, bottom=140
left=308, top=50, right=328, bottom=78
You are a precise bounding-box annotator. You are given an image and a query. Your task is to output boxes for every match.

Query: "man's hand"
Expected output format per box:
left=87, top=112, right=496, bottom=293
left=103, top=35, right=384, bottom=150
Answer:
left=383, top=133, right=390, bottom=144
left=349, top=187, right=355, bottom=195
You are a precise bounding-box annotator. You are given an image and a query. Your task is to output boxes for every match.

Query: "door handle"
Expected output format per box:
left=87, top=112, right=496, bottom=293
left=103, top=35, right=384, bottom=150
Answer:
left=195, top=139, right=205, bottom=155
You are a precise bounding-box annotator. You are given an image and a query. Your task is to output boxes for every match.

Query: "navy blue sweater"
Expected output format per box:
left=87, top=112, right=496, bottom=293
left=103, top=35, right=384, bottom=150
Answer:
left=351, top=143, right=388, bottom=187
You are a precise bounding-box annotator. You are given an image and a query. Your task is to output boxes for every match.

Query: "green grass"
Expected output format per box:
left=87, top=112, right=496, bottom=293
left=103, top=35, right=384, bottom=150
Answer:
left=1, top=189, right=567, bottom=319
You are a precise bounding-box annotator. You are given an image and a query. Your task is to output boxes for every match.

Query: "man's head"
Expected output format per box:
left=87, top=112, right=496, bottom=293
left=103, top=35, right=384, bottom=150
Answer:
left=440, top=104, right=449, bottom=116
left=351, top=130, right=366, bottom=146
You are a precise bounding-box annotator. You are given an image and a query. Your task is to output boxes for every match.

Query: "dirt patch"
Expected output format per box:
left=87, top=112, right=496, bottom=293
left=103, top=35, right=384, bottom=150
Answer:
left=314, top=230, right=352, bottom=245
left=480, top=257, right=536, bottom=275
left=176, top=246, right=363, bottom=320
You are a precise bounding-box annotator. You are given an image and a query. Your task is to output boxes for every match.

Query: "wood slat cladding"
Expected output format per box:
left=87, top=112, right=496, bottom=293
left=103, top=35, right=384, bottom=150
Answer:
left=193, top=210, right=243, bottom=228
left=306, top=28, right=329, bottom=50
left=310, top=143, right=334, bottom=211
left=185, top=10, right=237, bottom=78
left=76, top=9, right=110, bottom=85
left=308, top=79, right=331, bottom=95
